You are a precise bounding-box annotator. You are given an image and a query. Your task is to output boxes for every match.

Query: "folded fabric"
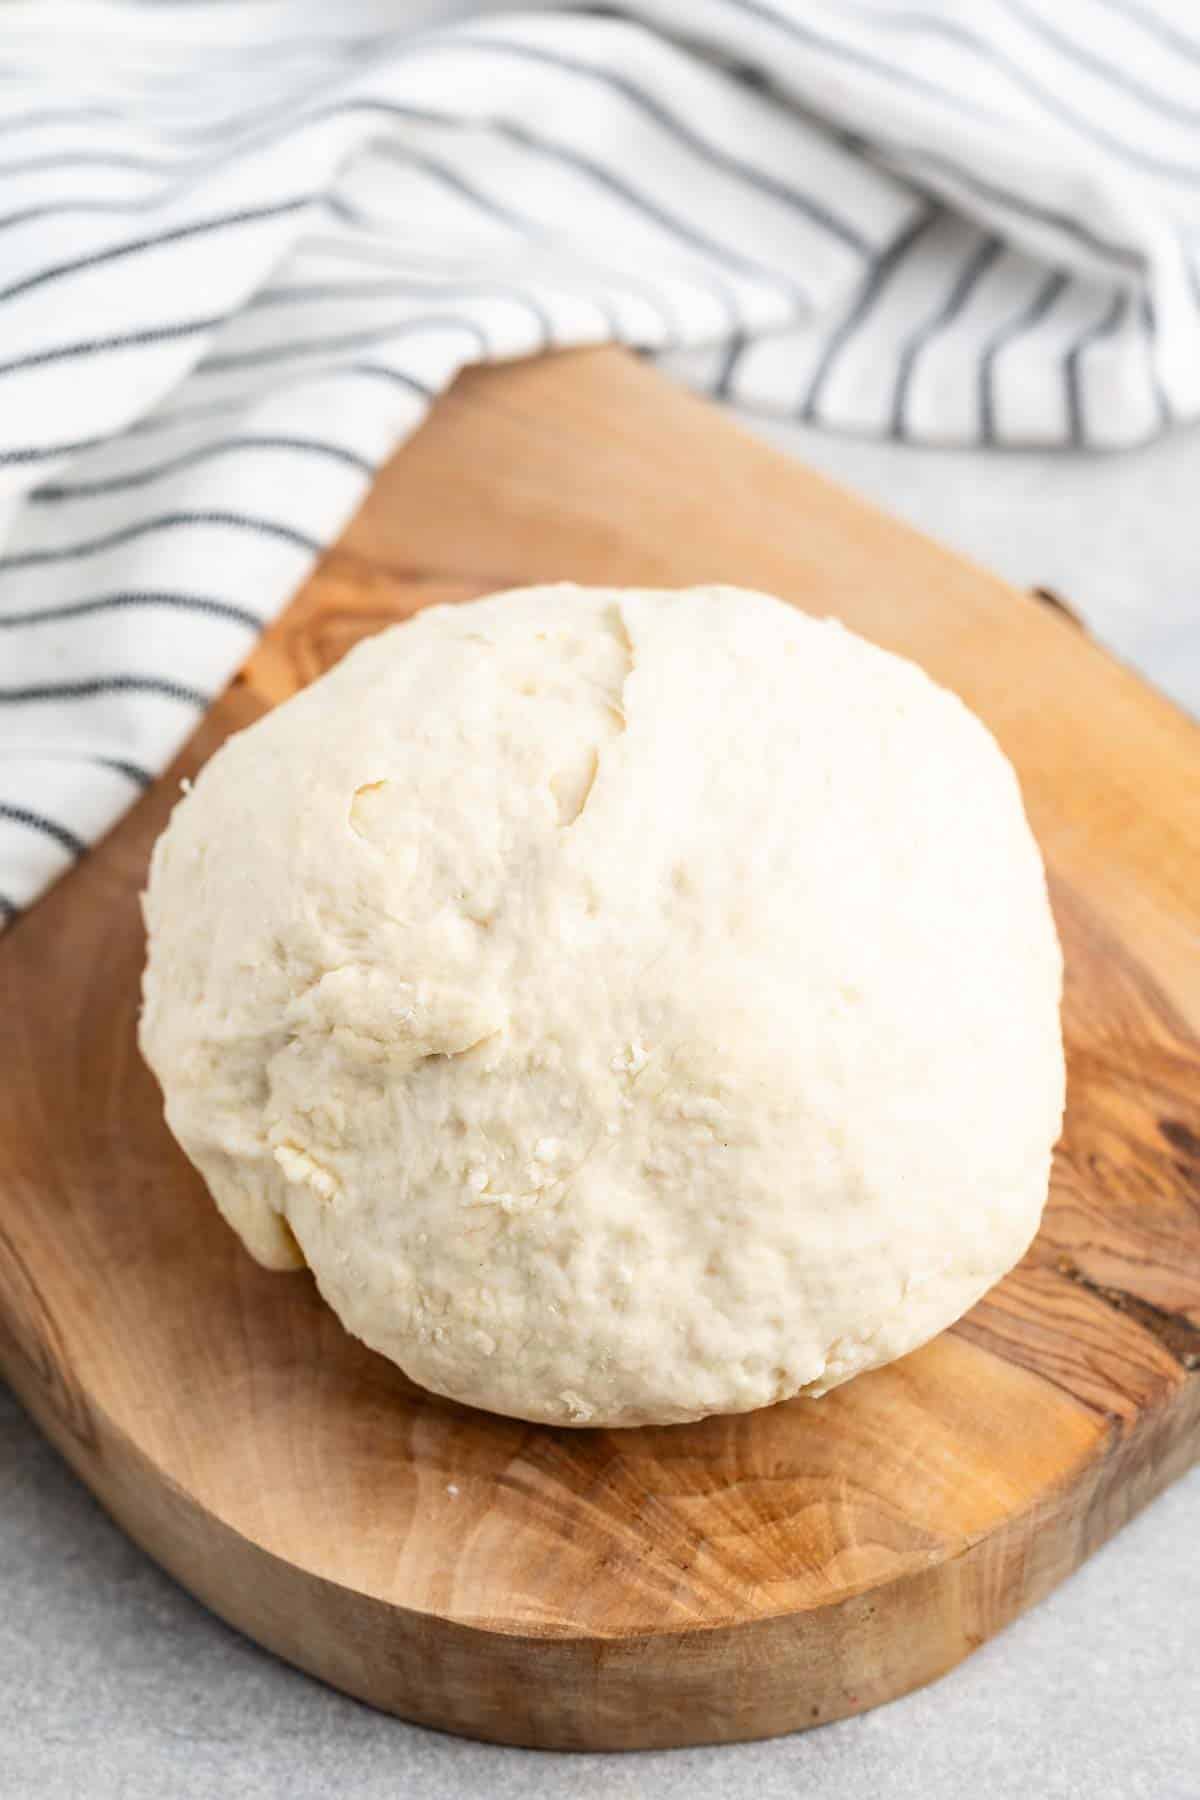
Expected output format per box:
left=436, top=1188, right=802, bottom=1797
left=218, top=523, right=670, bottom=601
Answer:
left=2, top=0, right=1198, bottom=925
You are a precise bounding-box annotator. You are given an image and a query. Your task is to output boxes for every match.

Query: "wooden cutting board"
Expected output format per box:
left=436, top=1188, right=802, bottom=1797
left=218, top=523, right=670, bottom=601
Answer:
left=2, top=349, right=1199, bottom=1752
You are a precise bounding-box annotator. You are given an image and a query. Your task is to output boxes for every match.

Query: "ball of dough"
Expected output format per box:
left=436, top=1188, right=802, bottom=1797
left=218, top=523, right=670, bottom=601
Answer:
left=141, top=584, right=1064, bottom=1427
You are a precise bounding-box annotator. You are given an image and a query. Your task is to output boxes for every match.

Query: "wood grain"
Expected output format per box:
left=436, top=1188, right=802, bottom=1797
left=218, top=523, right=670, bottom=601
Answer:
left=2, top=348, right=1198, bottom=1750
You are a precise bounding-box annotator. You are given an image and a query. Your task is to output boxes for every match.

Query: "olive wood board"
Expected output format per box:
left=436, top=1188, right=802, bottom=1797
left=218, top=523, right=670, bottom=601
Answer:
left=2, top=348, right=1198, bottom=1751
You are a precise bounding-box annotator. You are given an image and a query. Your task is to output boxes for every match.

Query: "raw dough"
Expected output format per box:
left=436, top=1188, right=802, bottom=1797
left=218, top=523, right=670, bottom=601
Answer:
left=141, top=584, right=1064, bottom=1426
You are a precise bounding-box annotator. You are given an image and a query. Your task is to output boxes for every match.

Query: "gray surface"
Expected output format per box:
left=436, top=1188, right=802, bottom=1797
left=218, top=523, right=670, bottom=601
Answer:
left=3, top=418, right=1199, bottom=1797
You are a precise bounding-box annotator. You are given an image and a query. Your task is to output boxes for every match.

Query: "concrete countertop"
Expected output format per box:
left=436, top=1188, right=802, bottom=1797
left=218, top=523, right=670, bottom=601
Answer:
left=4, top=414, right=1198, bottom=1800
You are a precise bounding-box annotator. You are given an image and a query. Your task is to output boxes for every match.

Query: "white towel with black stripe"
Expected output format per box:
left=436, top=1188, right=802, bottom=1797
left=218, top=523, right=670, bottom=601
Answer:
left=2, top=0, right=1199, bottom=925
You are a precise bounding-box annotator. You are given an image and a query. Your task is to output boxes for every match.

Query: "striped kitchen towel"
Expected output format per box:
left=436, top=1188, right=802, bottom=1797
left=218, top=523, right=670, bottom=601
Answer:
left=2, top=0, right=1199, bottom=925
